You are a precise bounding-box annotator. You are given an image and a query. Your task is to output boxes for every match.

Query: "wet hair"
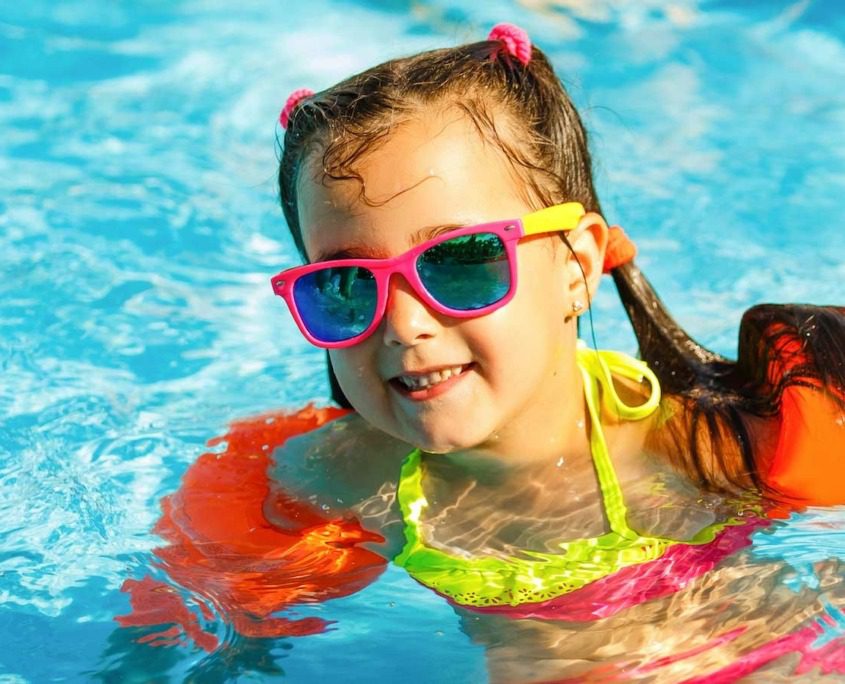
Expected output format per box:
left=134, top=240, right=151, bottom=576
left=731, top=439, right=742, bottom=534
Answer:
left=613, top=266, right=845, bottom=492
left=277, top=37, right=845, bottom=494
left=278, top=39, right=600, bottom=260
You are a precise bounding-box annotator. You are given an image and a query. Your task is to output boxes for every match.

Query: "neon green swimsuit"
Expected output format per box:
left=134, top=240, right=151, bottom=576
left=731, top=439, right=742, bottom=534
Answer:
left=394, top=344, right=739, bottom=607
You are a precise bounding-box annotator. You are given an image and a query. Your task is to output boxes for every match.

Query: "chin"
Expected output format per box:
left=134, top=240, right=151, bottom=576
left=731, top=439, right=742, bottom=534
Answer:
left=412, top=441, right=455, bottom=455
left=405, top=426, right=488, bottom=455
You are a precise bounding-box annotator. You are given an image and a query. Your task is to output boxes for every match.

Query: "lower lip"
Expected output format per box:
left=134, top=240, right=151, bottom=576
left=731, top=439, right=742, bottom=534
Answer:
left=390, top=364, right=473, bottom=402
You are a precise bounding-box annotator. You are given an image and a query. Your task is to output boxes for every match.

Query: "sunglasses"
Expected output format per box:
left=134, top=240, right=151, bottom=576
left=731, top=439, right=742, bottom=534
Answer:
left=270, top=202, right=586, bottom=348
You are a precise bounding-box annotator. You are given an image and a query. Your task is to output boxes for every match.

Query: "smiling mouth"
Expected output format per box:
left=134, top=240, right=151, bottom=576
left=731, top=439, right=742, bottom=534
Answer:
left=391, top=364, right=473, bottom=392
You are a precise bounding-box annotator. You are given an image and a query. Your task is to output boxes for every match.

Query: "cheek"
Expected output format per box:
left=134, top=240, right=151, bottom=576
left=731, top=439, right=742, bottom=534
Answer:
left=329, top=347, right=381, bottom=407
left=512, top=248, right=568, bottom=323
left=466, top=297, right=560, bottom=374
left=484, top=253, right=569, bottom=360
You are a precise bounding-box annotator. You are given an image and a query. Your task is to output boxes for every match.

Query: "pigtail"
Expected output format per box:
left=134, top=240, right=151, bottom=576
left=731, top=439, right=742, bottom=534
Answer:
left=736, top=303, right=845, bottom=401
left=608, top=261, right=752, bottom=488
left=610, top=255, right=845, bottom=491
left=610, top=262, right=734, bottom=394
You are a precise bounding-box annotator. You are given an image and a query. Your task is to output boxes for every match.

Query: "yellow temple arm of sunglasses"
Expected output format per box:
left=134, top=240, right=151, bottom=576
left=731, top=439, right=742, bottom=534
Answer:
left=521, top=202, right=586, bottom=236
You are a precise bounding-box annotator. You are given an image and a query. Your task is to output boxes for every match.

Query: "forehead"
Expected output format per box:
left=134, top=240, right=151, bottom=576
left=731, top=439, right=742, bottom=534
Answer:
left=296, top=110, right=533, bottom=261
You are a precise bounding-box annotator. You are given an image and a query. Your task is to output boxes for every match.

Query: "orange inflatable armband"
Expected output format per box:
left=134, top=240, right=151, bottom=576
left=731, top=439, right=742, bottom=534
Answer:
left=116, top=405, right=387, bottom=649
left=757, top=323, right=845, bottom=506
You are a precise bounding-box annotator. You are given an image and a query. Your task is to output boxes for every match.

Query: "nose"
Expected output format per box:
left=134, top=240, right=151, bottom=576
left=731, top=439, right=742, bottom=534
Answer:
left=381, top=274, right=440, bottom=347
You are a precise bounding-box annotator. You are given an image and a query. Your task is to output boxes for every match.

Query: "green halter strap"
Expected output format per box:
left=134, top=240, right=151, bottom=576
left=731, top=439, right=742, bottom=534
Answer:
left=393, top=344, right=734, bottom=607
left=577, top=343, right=660, bottom=536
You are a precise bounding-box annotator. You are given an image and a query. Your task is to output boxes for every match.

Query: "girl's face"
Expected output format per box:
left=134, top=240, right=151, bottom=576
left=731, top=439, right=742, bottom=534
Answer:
left=297, top=110, right=603, bottom=460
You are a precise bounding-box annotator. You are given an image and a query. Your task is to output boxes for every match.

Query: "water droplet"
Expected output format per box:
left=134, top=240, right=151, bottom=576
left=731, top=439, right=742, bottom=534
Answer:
left=320, top=503, right=330, bottom=512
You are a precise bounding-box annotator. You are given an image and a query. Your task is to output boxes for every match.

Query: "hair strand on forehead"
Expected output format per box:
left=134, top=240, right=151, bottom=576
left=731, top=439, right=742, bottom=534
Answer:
left=278, top=39, right=601, bottom=260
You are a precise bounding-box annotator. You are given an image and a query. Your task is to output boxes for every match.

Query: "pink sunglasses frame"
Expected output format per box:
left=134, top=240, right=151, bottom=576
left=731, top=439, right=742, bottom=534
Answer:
left=270, top=202, right=586, bottom=348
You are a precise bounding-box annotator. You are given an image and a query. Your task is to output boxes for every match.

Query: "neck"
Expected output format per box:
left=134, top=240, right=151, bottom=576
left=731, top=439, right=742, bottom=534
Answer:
left=427, top=347, right=659, bottom=491
left=435, top=350, right=592, bottom=474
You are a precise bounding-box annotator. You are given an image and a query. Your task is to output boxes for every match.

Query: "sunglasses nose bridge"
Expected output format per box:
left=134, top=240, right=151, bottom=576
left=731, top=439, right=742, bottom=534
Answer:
left=380, top=270, right=441, bottom=347
left=381, top=252, right=432, bottom=307
left=385, top=267, right=429, bottom=310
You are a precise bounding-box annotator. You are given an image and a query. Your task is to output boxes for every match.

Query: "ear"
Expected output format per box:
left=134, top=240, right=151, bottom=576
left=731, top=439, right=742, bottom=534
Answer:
left=562, top=212, right=608, bottom=315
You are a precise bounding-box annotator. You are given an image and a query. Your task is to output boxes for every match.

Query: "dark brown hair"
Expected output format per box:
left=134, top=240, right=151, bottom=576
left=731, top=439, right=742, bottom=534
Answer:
left=277, top=36, right=845, bottom=494
left=279, top=39, right=599, bottom=260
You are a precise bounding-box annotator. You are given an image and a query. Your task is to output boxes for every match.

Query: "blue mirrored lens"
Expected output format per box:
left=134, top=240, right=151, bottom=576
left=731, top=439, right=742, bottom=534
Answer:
left=294, top=267, right=377, bottom=342
left=417, top=232, right=509, bottom=310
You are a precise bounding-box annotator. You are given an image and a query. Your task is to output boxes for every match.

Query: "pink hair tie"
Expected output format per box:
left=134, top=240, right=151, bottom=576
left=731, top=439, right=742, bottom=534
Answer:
left=487, top=23, right=532, bottom=65
left=279, top=88, right=314, bottom=129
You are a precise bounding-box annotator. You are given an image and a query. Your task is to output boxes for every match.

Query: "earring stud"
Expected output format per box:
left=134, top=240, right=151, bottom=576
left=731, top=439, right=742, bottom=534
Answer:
left=571, top=300, right=584, bottom=313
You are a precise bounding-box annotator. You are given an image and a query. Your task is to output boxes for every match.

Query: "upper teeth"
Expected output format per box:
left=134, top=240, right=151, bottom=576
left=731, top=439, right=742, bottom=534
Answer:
left=398, top=365, right=466, bottom=390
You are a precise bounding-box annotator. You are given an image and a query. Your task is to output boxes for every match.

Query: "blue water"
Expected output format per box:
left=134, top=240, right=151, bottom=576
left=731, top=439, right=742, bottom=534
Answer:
left=1, top=0, right=844, bottom=681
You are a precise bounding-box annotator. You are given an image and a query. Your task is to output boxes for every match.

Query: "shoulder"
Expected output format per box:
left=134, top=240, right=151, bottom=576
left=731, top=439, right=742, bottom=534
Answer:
left=270, top=410, right=411, bottom=509
left=644, top=394, right=759, bottom=491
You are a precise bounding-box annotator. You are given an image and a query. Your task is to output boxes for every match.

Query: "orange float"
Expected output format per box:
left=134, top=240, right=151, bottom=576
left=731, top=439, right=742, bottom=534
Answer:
left=116, top=405, right=386, bottom=649
left=755, top=318, right=845, bottom=506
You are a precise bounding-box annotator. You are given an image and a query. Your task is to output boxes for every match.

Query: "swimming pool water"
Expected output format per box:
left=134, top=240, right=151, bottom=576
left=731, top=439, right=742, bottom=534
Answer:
left=1, top=0, right=844, bottom=681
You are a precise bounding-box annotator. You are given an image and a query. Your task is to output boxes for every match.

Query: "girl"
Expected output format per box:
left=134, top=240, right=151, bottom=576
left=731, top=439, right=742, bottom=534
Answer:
left=274, top=23, right=845, bottom=504
left=121, top=23, right=845, bottom=682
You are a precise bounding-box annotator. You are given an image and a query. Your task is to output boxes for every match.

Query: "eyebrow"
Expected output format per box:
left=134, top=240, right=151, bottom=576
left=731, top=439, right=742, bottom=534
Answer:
left=313, top=222, right=468, bottom=262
